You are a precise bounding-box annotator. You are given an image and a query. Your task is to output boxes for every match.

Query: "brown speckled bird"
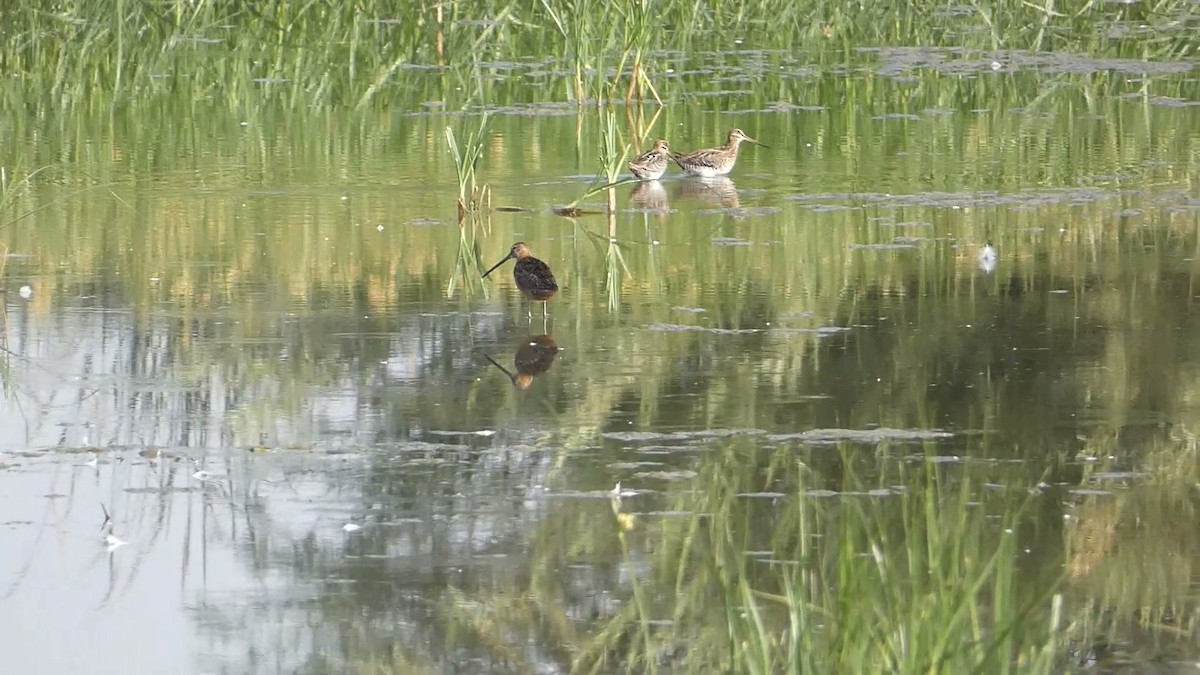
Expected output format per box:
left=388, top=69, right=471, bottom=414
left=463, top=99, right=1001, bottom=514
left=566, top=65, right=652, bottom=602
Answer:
left=483, top=242, right=558, bottom=320
left=629, top=139, right=672, bottom=181
left=672, top=128, right=766, bottom=177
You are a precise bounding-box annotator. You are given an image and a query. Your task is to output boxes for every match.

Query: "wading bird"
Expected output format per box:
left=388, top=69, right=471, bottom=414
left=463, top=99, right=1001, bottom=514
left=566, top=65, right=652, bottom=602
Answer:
left=672, top=128, right=766, bottom=177
left=482, top=242, right=558, bottom=321
left=629, top=139, right=672, bottom=180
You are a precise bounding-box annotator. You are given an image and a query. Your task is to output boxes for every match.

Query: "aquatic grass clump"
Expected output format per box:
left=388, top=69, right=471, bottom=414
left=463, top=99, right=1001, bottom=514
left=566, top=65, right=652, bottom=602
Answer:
left=444, top=112, right=491, bottom=220
left=612, top=0, right=662, bottom=104
left=598, top=110, right=632, bottom=312
left=445, top=113, right=493, bottom=298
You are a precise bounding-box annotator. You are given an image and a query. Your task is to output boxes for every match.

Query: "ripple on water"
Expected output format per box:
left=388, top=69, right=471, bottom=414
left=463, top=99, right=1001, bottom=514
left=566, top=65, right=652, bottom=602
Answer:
left=603, top=428, right=766, bottom=443
left=768, top=428, right=954, bottom=444
left=646, top=324, right=851, bottom=336
left=634, top=470, right=699, bottom=481
left=849, top=243, right=919, bottom=251
left=1089, top=471, right=1149, bottom=481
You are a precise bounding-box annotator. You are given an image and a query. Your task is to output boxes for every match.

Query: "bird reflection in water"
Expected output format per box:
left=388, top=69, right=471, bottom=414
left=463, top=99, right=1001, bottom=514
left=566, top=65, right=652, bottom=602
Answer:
left=672, top=175, right=740, bottom=210
left=630, top=180, right=670, bottom=215
left=484, top=335, right=561, bottom=390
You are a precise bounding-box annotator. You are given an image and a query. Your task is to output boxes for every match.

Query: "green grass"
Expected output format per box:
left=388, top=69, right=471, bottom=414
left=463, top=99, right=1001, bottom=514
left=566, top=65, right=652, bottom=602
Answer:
left=0, top=0, right=1193, bottom=112
left=445, top=112, right=491, bottom=219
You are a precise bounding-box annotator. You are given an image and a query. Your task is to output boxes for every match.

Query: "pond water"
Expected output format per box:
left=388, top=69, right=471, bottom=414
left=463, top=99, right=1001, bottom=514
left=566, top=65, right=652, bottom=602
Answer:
left=1, top=20, right=1198, bottom=675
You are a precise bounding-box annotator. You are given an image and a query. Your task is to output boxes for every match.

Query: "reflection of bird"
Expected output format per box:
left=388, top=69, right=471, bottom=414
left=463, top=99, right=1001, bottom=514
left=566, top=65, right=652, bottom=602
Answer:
left=482, top=242, right=558, bottom=320
left=484, top=335, right=561, bottom=389
left=629, top=139, right=671, bottom=180
left=672, top=175, right=740, bottom=210
left=672, top=128, right=766, bottom=177
left=978, top=240, right=997, bottom=273
left=100, top=503, right=126, bottom=550
left=630, top=180, right=669, bottom=213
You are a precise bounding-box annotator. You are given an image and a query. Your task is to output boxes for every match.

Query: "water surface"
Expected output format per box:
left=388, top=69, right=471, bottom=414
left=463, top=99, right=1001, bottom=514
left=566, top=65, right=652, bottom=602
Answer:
left=1, top=21, right=1198, bottom=674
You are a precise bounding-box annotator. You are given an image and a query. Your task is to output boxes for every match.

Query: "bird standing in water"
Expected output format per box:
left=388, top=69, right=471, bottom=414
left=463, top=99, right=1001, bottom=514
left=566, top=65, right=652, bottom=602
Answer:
left=672, top=128, right=766, bottom=177
left=482, top=242, right=558, bottom=320
left=628, top=139, right=672, bottom=181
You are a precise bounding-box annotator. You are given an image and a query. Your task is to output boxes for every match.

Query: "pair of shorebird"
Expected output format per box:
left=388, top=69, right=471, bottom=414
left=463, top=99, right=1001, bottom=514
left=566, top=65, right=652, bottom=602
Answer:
left=628, top=128, right=765, bottom=180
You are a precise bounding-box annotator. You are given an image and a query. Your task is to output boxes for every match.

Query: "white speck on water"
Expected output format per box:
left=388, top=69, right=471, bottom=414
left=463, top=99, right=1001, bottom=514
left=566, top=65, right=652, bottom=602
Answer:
left=377, top=225, right=384, bottom=231
left=343, top=523, right=362, bottom=532
left=18, top=285, right=32, bottom=299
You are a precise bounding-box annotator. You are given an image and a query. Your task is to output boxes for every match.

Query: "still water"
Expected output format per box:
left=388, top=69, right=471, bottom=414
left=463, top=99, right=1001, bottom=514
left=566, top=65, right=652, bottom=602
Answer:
left=1, top=40, right=1198, bottom=673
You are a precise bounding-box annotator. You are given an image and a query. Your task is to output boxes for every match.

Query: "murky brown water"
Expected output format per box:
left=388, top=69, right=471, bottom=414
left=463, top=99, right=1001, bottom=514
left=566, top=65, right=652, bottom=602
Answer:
left=1, top=40, right=1198, bottom=673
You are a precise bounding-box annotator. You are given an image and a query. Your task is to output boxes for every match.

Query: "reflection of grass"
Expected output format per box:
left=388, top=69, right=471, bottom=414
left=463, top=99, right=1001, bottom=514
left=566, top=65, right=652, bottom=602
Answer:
left=446, top=216, right=491, bottom=300
left=424, top=442, right=1069, bottom=673
left=577, top=450, right=1066, bottom=673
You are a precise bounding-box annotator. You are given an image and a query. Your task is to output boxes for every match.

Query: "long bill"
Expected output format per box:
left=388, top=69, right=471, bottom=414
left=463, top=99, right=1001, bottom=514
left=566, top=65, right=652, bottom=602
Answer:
left=482, top=252, right=514, bottom=278
left=745, top=136, right=769, bottom=149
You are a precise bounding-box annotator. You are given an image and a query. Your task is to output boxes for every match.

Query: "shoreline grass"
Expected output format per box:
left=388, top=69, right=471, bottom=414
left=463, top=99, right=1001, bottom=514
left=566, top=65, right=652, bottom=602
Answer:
left=0, top=0, right=1193, bottom=112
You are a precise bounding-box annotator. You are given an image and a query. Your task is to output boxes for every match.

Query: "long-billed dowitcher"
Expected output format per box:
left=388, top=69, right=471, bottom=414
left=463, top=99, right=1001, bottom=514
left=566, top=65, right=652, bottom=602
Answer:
left=628, top=139, right=671, bottom=181
left=482, top=242, right=558, bottom=319
left=672, top=128, right=766, bottom=177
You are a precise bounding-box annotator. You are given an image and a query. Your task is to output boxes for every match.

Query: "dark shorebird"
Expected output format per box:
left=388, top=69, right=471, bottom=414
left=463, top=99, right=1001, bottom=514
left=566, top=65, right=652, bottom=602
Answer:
left=484, top=335, right=561, bottom=389
left=482, top=242, right=558, bottom=320
left=672, top=128, right=766, bottom=177
left=628, top=139, right=671, bottom=181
